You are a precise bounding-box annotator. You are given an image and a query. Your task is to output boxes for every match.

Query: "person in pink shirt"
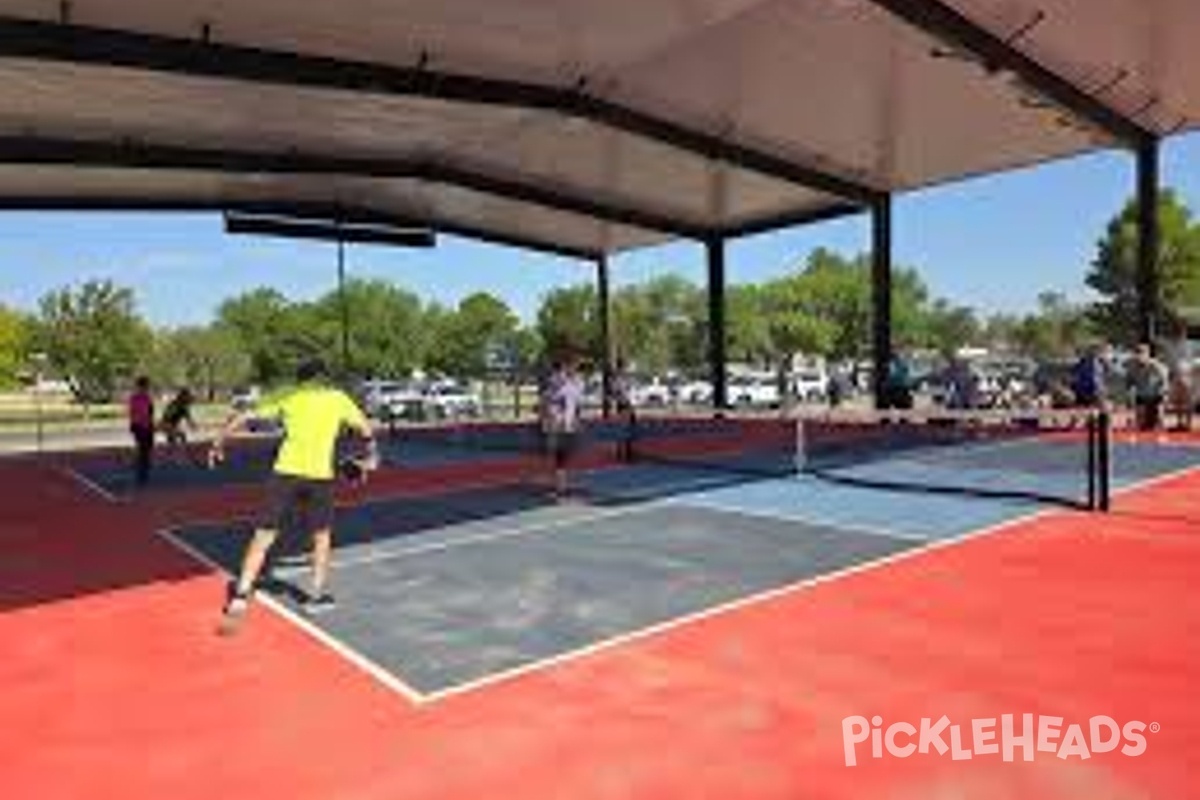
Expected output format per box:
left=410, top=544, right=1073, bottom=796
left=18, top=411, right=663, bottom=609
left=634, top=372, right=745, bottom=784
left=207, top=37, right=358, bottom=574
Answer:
left=127, top=375, right=155, bottom=486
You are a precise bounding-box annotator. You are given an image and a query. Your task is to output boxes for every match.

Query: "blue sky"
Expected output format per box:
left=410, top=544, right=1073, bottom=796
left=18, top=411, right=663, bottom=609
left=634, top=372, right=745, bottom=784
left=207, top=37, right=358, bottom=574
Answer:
left=1, top=131, right=1197, bottom=327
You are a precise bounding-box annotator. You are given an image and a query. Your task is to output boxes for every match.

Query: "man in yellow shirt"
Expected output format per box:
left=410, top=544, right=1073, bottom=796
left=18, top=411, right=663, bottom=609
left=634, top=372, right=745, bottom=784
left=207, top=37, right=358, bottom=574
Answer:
left=208, top=358, right=376, bottom=634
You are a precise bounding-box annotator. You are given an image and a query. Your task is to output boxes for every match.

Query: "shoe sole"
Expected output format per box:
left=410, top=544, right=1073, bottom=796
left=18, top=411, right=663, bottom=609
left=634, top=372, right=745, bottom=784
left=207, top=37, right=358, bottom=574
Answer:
left=216, top=610, right=246, bottom=637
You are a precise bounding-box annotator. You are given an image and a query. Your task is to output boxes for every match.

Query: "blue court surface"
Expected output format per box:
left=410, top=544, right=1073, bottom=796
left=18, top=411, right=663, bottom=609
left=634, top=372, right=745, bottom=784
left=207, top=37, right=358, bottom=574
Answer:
left=167, top=435, right=1200, bottom=698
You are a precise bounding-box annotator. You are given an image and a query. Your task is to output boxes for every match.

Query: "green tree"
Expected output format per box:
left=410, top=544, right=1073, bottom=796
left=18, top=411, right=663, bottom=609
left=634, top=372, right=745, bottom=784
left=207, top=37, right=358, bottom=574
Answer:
left=311, top=278, right=428, bottom=379
left=1086, top=189, right=1200, bottom=345
left=787, top=250, right=872, bottom=360
left=216, top=288, right=325, bottom=385
left=0, top=304, right=29, bottom=388
left=613, top=276, right=706, bottom=374
left=1013, top=291, right=1092, bottom=359
left=154, top=326, right=252, bottom=400
left=726, top=284, right=772, bottom=366
left=425, top=293, right=520, bottom=379
left=31, top=280, right=152, bottom=402
left=537, top=285, right=599, bottom=361
left=925, top=300, right=982, bottom=358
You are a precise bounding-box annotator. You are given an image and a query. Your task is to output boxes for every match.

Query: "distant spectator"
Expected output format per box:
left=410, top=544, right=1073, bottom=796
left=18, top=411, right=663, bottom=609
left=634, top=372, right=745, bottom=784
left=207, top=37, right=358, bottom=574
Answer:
left=127, top=375, right=155, bottom=486
left=945, top=358, right=982, bottom=410
left=826, top=369, right=851, bottom=408
left=1162, top=323, right=1193, bottom=431
left=1072, top=343, right=1109, bottom=409
left=881, top=351, right=914, bottom=410
left=540, top=352, right=586, bottom=499
left=1125, top=343, right=1168, bottom=434
left=610, top=359, right=636, bottom=461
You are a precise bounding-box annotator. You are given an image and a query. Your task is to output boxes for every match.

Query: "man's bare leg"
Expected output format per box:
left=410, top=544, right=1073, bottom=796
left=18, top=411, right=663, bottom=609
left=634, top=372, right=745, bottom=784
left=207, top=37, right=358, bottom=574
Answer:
left=311, top=528, right=332, bottom=596
left=218, top=528, right=277, bottom=634
left=303, top=528, right=337, bottom=614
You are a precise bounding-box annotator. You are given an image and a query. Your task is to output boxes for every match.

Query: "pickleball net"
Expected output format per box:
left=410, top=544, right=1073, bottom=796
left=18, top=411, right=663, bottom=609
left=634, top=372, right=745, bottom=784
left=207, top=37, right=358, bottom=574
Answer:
left=626, top=407, right=1110, bottom=510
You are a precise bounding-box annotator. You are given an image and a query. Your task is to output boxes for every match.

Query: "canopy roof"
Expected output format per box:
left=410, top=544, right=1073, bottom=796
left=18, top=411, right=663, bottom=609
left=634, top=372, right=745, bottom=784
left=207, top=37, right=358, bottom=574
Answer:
left=0, top=0, right=1192, bottom=257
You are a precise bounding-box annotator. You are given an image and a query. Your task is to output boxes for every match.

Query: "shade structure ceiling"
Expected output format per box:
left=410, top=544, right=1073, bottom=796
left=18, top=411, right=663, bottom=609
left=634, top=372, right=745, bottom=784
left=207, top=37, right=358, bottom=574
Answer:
left=0, top=0, right=1191, bottom=256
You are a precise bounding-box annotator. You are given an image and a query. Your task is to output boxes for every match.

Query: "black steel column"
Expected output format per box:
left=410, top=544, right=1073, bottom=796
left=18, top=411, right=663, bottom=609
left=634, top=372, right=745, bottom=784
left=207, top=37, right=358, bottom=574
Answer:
left=707, top=236, right=728, bottom=411
left=337, top=235, right=351, bottom=378
left=596, top=254, right=614, bottom=416
left=1136, top=140, right=1161, bottom=347
left=871, top=195, right=893, bottom=408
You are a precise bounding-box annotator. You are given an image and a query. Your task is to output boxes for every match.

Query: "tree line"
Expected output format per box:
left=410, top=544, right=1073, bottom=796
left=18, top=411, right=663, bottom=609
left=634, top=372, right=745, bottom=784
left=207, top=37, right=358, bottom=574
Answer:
left=1, top=190, right=1198, bottom=402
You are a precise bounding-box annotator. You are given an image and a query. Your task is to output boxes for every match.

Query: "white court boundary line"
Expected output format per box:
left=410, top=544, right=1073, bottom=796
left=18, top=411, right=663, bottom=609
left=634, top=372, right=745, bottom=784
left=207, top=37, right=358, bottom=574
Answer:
left=155, top=456, right=1200, bottom=709
left=419, top=503, right=1058, bottom=703
left=422, top=459, right=1200, bottom=704
left=157, top=526, right=427, bottom=704
left=58, top=464, right=120, bottom=504
left=669, top=498, right=932, bottom=542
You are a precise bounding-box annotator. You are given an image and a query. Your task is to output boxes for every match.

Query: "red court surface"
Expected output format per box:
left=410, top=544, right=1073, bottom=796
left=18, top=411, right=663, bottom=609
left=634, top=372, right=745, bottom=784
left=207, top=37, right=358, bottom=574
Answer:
left=2, top=452, right=1198, bottom=799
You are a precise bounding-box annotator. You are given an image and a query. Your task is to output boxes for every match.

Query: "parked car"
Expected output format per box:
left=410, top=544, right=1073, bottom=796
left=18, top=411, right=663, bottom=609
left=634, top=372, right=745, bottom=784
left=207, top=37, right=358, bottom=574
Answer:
left=729, top=375, right=780, bottom=408
left=629, top=378, right=673, bottom=407
left=676, top=379, right=713, bottom=406
left=791, top=369, right=828, bottom=404
left=373, top=381, right=426, bottom=421
left=229, top=385, right=261, bottom=412
left=421, top=380, right=481, bottom=419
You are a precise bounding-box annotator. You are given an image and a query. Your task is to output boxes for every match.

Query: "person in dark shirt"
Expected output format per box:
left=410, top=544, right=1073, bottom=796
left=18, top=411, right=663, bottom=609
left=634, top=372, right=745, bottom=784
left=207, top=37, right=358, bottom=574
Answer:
left=882, top=352, right=914, bottom=410
left=160, top=387, right=197, bottom=461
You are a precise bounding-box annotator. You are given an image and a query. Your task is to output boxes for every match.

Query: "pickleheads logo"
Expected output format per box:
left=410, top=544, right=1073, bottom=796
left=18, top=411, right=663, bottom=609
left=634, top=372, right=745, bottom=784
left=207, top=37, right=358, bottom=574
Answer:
left=842, top=715, right=1157, bottom=767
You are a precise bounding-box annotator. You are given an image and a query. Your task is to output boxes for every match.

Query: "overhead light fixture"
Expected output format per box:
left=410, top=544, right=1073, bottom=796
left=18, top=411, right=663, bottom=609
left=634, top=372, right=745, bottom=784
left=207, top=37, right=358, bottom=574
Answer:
left=223, top=212, right=437, bottom=248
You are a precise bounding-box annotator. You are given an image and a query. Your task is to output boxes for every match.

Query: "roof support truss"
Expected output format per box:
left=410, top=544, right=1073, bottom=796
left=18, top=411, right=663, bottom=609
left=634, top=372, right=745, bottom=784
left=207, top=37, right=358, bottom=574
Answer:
left=0, top=134, right=708, bottom=238
left=865, top=0, right=1154, bottom=147
left=0, top=15, right=881, bottom=204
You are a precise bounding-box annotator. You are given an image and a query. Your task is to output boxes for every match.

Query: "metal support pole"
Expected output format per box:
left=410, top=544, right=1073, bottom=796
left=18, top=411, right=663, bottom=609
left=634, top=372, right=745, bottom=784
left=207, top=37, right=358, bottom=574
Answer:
left=706, top=237, right=728, bottom=412
left=31, top=352, right=47, bottom=457
left=1136, top=140, right=1161, bottom=348
left=871, top=195, right=893, bottom=408
left=337, top=235, right=351, bottom=379
left=596, top=254, right=614, bottom=417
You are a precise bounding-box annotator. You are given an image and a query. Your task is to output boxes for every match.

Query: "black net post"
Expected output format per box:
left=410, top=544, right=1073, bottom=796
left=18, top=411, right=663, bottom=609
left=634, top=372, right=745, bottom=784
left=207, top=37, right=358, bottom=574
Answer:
left=1097, top=408, right=1112, bottom=512
left=1087, top=411, right=1097, bottom=510
left=871, top=196, right=893, bottom=409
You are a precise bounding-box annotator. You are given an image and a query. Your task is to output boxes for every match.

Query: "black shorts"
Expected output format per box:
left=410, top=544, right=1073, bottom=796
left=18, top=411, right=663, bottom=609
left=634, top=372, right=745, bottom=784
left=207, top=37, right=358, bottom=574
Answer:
left=545, top=430, right=580, bottom=468
left=1135, top=396, right=1163, bottom=431
left=262, top=475, right=335, bottom=534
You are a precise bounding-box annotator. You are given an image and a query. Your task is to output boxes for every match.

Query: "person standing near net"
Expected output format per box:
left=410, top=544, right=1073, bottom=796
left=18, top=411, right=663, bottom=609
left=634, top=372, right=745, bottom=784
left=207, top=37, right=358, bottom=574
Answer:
left=127, top=375, right=156, bottom=487
left=1125, top=343, right=1168, bottom=436
left=1162, top=322, right=1193, bottom=431
left=540, top=352, right=586, bottom=499
left=611, top=358, right=636, bottom=462
left=1071, top=343, right=1109, bottom=410
left=881, top=351, right=914, bottom=410
left=208, top=357, right=377, bottom=634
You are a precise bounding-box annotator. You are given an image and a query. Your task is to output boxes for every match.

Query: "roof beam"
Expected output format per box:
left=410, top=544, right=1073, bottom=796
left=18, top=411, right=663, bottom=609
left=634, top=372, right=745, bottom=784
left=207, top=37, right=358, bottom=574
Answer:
left=0, top=135, right=705, bottom=238
left=0, top=15, right=880, bottom=203
left=865, top=0, right=1153, bottom=147
left=720, top=201, right=863, bottom=240
left=0, top=195, right=601, bottom=260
